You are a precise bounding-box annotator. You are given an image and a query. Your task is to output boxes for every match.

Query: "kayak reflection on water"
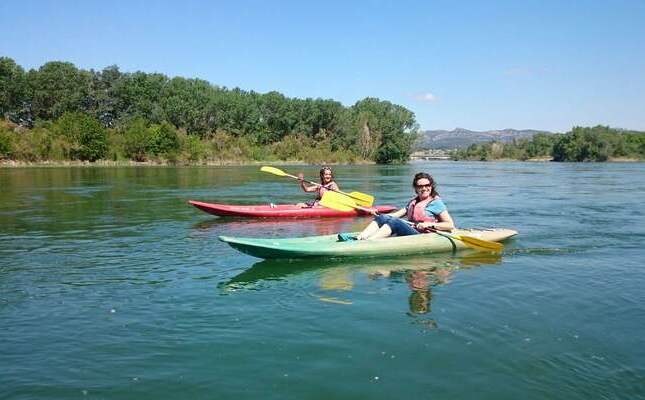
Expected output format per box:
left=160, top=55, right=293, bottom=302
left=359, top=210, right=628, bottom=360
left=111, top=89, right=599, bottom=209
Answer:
left=191, top=216, right=367, bottom=239
left=221, top=251, right=502, bottom=317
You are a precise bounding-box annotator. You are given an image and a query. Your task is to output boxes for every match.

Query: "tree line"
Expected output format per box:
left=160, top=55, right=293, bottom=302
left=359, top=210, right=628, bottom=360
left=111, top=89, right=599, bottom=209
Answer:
left=0, top=57, right=418, bottom=164
left=452, top=126, right=645, bottom=162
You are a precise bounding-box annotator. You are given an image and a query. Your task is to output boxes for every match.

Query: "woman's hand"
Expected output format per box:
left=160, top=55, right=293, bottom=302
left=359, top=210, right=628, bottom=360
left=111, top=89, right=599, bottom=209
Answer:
left=415, top=222, right=436, bottom=231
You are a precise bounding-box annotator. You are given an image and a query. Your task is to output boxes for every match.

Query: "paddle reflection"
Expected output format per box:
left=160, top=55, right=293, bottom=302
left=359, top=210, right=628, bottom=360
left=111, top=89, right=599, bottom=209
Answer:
left=222, top=251, right=502, bottom=318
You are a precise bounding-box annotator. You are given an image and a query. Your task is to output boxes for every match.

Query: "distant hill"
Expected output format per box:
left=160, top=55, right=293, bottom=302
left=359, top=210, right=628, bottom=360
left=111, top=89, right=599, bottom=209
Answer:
left=414, top=128, right=554, bottom=150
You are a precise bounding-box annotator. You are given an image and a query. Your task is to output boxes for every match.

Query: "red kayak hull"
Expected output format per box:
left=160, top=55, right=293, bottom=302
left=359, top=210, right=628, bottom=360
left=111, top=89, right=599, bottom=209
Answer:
left=189, top=200, right=397, bottom=218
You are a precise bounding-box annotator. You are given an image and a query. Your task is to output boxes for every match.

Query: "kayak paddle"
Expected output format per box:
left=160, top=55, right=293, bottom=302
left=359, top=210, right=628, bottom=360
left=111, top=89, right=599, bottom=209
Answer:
left=319, top=190, right=378, bottom=213
left=260, top=166, right=375, bottom=206
left=320, top=191, right=504, bottom=253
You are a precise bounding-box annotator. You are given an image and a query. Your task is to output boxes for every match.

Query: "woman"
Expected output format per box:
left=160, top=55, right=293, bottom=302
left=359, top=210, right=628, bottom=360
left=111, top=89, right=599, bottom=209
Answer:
left=347, top=172, right=454, bottom=240
left=296, top=166, right=340, bottom=208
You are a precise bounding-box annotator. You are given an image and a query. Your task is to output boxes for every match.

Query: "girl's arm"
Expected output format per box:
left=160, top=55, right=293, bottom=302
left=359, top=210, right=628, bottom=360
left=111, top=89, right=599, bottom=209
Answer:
left=298, top=173, right=319, bottom=193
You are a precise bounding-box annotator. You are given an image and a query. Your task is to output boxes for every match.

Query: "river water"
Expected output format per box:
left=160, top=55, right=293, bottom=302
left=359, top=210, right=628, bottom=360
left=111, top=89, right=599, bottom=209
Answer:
left=1, top=162, right=644, bottom=399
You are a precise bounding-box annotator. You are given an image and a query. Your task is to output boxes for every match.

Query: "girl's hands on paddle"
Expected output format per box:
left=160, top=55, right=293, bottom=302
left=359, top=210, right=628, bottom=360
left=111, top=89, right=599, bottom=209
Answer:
left=297, top=173, right=304, bottom=181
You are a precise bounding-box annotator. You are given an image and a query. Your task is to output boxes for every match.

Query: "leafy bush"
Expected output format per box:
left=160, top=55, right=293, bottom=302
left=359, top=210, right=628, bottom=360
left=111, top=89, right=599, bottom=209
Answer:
left=122, top=117, right=152, bottom=161
left=181, top=134, right=207, bottom=162
left=202, top=130, right=274, bottom=162
left=271, top=134, right=312, bottom=161
left=0, top=129, right=13, bottom=158
left=148, top=122, right=180, bottom=157
left=106, top=129, right=127, bottom=161
left=53, top=112, right=107, bottom=161
left=11, top=128, right=69, bottom=161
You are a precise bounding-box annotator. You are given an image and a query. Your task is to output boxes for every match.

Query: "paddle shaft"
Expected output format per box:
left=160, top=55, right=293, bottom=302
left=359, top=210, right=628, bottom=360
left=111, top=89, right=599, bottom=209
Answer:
left=400, top=219, right=458, bottom=240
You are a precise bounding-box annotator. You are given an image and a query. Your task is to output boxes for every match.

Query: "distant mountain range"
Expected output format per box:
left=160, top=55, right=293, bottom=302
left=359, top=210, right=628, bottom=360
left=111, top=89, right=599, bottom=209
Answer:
left=414, top=128, right=554, bottom=150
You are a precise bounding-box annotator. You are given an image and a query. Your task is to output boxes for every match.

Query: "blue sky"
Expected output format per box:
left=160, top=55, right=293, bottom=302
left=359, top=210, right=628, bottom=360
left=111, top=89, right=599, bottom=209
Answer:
left=2, top=0, right=644, bottom=132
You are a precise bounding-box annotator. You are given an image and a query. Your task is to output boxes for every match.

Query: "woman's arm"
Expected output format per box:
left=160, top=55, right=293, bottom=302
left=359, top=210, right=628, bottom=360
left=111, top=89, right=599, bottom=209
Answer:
left=365, top=206, right=405, bottom=217
left=417, top=210, right=455, bottom=231
left=390, top=207, right=408, bottom=218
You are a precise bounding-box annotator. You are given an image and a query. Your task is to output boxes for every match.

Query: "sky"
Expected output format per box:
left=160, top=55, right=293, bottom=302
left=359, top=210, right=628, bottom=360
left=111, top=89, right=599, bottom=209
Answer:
left=1, top=0, right=644, bottom=132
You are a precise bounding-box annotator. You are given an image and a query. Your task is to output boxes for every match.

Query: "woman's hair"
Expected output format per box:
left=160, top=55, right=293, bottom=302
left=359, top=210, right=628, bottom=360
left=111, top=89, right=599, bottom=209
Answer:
left=319, top=166, right=334, bottom=183
left=412, top=172, right=438, bottom=197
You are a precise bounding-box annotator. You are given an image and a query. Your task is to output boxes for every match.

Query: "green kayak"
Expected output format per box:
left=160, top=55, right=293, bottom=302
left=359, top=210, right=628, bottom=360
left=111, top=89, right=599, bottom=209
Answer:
left=219, top=228, right=518, bottom=259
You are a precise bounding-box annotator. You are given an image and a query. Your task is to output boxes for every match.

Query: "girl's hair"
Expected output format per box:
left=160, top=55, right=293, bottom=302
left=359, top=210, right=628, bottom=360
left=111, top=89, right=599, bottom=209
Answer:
left=320, top=166, right=334, bottom=183
left=412, top=172, right=438, bottom=197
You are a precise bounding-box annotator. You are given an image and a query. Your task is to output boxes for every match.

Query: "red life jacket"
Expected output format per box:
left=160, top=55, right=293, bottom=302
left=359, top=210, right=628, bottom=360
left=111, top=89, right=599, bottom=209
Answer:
left=316, top=182, right=337, bottom=199
left=406, top=196, right=439, bottom=229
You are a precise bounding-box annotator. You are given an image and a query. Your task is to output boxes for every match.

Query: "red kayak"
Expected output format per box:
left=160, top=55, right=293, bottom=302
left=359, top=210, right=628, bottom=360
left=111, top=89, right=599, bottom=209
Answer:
left=189, top=200, right=397, bottom=218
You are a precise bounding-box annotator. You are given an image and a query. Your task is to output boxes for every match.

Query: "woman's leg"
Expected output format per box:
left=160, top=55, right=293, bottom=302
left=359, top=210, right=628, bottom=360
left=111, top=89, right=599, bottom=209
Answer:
left=356, top=220, right=380, bottom=239
left=357, top=215, right=392, bottom=240
left=388, top=218, right=420, bottom=236
left=363, top=217, right=419, bottom=240
left=363, top=224, right=393, bottom=240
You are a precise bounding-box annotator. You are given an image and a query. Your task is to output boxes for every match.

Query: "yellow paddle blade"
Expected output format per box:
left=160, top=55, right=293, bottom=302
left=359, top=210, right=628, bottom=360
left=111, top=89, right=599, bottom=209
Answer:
left=347, top=191, right=374, bottom=207
left=319, top=191, right=358, bottom=212
left=401, top=219, right=504, bottom=253
left=319, top=198, right=355, bottom=212
left=453, top=234, right=504, bottom=252
left=260, top=166, right=288, bottom=177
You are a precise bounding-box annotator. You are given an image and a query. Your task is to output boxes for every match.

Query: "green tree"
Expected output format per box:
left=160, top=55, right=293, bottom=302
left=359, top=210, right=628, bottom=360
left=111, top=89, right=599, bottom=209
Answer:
left=112, top=71, right=167, bottom=122
left=86, top=65, right=123, bottom=127
left=0, top=57, right=28, bottom=118
left=30, top=62, right=92, bottom=121
left=349, top=98, right=418, bottom=163
left=526, top=133, right=555, bottom=158
left=552, top=126, right=611, bottom=161
left=159, top=77, right=212, bottom=135
left=3, top=57, right=429, bottom=163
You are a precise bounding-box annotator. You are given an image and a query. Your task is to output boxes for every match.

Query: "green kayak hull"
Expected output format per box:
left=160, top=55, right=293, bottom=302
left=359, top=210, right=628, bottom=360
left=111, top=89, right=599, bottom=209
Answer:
left=219, top=228, right=518, bottom=259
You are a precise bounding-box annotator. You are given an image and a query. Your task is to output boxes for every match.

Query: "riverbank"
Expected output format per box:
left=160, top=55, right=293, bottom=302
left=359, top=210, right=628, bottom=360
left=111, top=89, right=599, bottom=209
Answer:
left=0, top=159, right=376, bottom=168
left=2, top=156, right=643, bottom=168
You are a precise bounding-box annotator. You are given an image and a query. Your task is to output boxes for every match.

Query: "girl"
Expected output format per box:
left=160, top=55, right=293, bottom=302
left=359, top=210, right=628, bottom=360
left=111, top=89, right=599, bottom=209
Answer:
left=296, top=166, right=340, bottom=208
